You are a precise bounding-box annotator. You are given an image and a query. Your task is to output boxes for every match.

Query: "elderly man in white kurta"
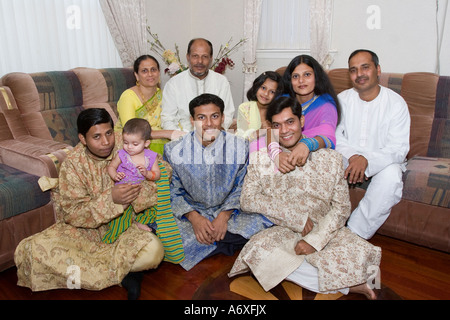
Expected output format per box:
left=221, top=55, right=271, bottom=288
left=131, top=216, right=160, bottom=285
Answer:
left=229, top=96, right=382, bottom=300
left=335, top=50, right=410, bottom=240
left=161, top=38, right=235, bottom=131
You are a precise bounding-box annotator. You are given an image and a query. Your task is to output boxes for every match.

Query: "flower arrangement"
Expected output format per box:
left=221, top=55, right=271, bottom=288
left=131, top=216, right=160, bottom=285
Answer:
left=147, top=27, right=246, bottom=77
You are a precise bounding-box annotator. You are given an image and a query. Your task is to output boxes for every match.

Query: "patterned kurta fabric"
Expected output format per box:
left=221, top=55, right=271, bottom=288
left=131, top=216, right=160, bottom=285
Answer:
left=228, top=148, right=382, bottom=292
left=102, top=162, right=185, bottom=264
left=14, top=141, right=165, bottom=291
left=164, top=131, right=273, bottom=270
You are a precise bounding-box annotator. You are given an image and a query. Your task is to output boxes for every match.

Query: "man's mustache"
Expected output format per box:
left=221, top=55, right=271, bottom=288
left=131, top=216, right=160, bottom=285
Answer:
left=356, top=76, right=369, bottom=82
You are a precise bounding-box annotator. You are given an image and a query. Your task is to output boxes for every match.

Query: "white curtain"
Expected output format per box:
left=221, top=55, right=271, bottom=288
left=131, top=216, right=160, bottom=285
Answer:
left=0, top=0, right=122, bottom=76
left=309, top=0, right=334, bottom=69
left=99, top=0, right=148, bottom=68
left=243, top=0, right=263, bottom=99
left=257, top=0, right=310, bottom=50
left=436, top=0, right=449, bottom=74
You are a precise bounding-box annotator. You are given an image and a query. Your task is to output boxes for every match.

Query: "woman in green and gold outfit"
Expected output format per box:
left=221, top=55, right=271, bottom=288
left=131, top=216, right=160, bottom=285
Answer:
left=115, top=55, right=186, bottom=155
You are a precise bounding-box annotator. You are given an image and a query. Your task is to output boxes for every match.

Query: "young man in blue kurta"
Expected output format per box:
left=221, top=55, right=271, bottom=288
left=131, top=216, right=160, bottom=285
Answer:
left=164, top=93, right=272, bottom=270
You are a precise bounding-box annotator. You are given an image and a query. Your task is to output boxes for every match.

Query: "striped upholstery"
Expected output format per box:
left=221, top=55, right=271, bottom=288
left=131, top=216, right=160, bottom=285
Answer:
left=31, top=72, right=84, bottom=146
left=100, top=68, right=135, bottom=116
left=31, top=72, right=83, bottom=111
left=380, top=73, right=404, bottom=94
left=0, top=163, right=50, bottom=221
left=428, top=76, right=450, bottom=158
left=401, top=73, right=440, bottom=158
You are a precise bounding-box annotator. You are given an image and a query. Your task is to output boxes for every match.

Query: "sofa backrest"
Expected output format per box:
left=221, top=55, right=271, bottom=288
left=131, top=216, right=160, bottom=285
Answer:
left=328, top=68, right=405, bottom=95
left=73, top=67, right=135, bottom=117
left=0, top=86, right=28, bottom=141
left=428, top=76, right=450, bottom=158
left=0, top=84, right=71, bottom=177
left=1, top=71, right=84, bottom=146
left=0, top=68, right=134, bottom=147
left=400, top=72, right=440, bottom=158
left=99, top=68, right=136, bottom=114
left=328, top=69, right=449, bottom=159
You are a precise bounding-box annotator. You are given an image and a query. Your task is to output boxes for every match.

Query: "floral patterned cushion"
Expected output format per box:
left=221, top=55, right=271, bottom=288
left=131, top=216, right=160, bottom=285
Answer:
left=352, top=157, right=449, bottom=208
left=402, top=157, right=450, bottom=208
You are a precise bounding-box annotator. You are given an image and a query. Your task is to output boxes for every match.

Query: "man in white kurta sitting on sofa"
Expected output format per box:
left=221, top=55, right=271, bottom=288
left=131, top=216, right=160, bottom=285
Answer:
left=335, top=49, right=410, bottom=240
left=161, top=38, right=235, bottom=131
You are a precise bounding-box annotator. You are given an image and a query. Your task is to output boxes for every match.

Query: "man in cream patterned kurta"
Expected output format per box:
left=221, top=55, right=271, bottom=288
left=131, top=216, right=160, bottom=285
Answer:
left=14, top=109, right=169, bottom=295
left=228, top=96, right=382, bottom=299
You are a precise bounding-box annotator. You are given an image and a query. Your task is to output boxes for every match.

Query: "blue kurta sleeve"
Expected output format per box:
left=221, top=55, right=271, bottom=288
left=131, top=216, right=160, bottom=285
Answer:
left=217, top=154, right=249, bottom=215
left=163, top=139, right=194, bottom=219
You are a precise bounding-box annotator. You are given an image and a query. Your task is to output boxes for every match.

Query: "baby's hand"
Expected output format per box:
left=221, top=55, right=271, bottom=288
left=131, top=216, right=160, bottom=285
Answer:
left=137, top=165, right=148, bottom=178
left=114, top=172, right=125, bottom=182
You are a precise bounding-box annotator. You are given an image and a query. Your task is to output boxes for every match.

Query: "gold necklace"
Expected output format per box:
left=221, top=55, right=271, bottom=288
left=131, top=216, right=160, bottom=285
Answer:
left=137, top=84, right=156, bottom=103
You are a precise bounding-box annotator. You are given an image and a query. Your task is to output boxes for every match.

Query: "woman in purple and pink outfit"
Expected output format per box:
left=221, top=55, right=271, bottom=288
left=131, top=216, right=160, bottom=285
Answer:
left=268, top=55, right=341, bottom=173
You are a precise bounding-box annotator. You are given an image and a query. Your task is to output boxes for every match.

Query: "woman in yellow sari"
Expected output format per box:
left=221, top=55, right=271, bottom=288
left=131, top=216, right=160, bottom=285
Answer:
left=115, top=55, right=186, bottom=154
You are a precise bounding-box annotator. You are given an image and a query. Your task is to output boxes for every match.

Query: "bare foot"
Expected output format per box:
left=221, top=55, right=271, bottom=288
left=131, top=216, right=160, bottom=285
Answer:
left=349, top=283, right=377, bottom=300
left=134, top=222, right=153, bottom=233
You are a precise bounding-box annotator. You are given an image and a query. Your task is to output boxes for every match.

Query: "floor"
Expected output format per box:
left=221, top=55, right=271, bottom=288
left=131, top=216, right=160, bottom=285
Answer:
left=0, top=234, right=449, bottom=300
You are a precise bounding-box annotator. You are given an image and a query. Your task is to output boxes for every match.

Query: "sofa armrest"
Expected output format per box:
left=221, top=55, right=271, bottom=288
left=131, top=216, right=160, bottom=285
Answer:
left=0, top=136, right=72, bottom=178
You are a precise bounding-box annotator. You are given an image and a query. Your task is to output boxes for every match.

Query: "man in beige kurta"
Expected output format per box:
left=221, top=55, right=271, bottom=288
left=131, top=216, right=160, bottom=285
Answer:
left=14, top=108, right=167, bottom=296
left=228, top=96, right=382, bottom=299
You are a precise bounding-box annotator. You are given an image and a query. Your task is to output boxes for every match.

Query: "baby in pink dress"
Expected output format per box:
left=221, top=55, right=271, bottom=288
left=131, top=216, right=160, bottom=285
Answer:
left=108, top=118, right=160, bottom=232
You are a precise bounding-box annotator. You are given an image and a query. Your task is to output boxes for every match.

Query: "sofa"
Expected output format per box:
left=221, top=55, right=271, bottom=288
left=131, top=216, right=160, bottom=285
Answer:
left=0, top=66, right=449, bottom=272
left=0, top=67, right=136, bottom=271
left=327, top=69, right=450, bottom=253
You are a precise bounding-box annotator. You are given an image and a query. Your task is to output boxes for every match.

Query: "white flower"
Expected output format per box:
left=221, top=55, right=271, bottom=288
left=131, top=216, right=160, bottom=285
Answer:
left=167, top=62, right=181, bottom=75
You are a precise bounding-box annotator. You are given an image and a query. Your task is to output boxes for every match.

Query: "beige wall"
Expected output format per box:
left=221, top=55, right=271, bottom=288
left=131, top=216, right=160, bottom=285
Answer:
left=146, top=0, right=450, bottom=107
left=331, top=0, right=449, bottom=75
left=146, top=0, right=245, bottom=106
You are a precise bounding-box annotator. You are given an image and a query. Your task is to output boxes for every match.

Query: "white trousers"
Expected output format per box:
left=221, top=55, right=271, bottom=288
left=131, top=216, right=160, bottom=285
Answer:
left=286, top=260, right=350, bottom=295
left=345, top=161, right=404, bottom=239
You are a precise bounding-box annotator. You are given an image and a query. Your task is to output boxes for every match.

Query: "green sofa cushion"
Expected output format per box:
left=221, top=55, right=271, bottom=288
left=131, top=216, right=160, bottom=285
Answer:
left=0, top=164, right=50, bottom=221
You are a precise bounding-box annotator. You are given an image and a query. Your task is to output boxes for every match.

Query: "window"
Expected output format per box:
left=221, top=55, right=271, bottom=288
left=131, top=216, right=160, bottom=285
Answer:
left=256, top=0, right=312, bottom=71
left=256, top=0, right=335, bottom=71
left=0, top=0, right=122, bottom=76
left=257, top=0, right=310, bottom=50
